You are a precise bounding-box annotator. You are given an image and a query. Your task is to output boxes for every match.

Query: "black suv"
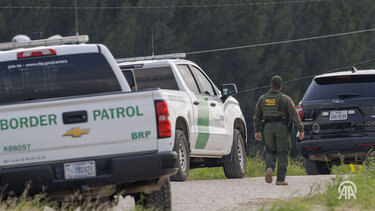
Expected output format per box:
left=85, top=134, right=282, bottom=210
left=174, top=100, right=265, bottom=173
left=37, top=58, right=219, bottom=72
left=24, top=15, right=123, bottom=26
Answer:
left=297, top=69, right=375, bottom=175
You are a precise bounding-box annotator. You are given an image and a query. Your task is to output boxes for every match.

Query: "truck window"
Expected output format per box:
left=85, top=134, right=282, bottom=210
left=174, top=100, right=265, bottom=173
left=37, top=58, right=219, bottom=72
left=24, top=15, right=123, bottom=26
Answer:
left=190, top=66, right=216, bottom=96
left=133, top=67, right=179, bottom=90
left=177, top=65, right=200, bottom=94
left=0, top=53, right=121, bottom=104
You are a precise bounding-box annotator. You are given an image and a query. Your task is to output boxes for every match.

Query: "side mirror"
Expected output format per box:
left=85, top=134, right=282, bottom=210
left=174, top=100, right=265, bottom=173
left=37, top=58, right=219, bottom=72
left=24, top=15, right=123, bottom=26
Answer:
left=221, top=83, right=238, bottom=97
left=122, top=70, right=137, bottom=91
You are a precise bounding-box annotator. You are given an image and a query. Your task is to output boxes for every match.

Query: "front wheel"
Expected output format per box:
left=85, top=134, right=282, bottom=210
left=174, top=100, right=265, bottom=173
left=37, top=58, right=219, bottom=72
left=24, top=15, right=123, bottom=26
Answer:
left=171, top=130, right=190, bottom=181
left=134, top=179, right=171, bottom=211
left=223, top=129, right=246, bottom=178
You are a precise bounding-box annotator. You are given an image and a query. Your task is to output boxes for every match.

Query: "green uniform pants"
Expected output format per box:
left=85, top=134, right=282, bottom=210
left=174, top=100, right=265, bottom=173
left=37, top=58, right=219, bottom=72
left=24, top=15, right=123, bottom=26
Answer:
left=264, top=121, right=291, bottom=182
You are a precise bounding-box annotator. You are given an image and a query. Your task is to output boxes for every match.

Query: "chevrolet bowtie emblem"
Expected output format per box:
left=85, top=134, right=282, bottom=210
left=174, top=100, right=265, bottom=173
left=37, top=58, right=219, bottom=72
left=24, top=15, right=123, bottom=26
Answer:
left=64, top=128, right=89, bottom=137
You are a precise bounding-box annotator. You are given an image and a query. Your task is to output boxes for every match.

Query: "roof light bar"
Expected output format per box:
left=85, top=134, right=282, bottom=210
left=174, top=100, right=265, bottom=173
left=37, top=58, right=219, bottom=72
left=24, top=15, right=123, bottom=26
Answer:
left=116, top=53, right=186, bottom=63
left=0, top=35, right=89, bottom=51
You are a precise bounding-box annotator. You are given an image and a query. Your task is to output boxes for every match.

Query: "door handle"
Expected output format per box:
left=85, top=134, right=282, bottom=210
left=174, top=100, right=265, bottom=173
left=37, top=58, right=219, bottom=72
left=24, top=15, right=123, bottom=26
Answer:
left=63, top=110, right=88, bottom=124
left=210, top=102, right=216, bottom=107
left=193, top=101, right=200, bottom=106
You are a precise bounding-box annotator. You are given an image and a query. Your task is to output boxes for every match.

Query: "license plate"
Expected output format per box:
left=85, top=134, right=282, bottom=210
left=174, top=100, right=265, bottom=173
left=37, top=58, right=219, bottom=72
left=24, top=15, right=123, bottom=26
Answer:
left=64, top=161, right=96, bottom=180
left=329, top=110, right=348, bottom=121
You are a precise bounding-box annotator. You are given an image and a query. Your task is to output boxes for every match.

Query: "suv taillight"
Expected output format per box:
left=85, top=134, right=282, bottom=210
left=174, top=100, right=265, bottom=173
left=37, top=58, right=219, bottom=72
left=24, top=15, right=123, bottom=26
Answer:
left=155, top=100, right=171, bottom=138
left=296, top=105, right=303, bottom=120
left=17, top=49, right=56, bottom=59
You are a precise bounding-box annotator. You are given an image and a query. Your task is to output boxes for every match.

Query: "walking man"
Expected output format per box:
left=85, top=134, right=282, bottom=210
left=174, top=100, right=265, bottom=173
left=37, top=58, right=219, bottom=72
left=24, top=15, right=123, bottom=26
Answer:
left=253, top=75, right=304, bottom=185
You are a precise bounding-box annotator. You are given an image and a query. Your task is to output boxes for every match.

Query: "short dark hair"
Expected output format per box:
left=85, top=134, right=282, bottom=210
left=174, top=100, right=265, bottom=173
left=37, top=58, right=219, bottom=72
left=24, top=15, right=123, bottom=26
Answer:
left=271, top=84, right=281, bottom=90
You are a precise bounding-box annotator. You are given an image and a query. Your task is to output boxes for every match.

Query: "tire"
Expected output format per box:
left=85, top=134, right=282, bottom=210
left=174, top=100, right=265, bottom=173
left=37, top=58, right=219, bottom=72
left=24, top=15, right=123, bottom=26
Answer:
left=303, top=156, right=332, bottom=175
left=171, top=130, right=190, bottom=181
left=223, top=129, right=246, bottom=178
left=134, top=179, right=171, bottom=211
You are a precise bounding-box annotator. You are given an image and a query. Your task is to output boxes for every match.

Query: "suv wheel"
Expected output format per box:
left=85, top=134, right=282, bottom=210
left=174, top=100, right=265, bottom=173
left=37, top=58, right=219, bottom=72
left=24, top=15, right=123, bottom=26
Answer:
left=134, top=178, right=171, bottom=211
left=171, top=130, right=190, bottom=181
left=303, top=157, right=332, bottom=175
left=223, top=129, right=246, bottom=178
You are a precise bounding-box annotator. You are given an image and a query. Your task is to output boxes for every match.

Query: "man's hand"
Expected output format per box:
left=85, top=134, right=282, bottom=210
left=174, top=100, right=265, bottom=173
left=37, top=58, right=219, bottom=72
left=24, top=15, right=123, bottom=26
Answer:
left=255, top=132, right=262, bottom=141
left=298, top=131, right=305, bottom=140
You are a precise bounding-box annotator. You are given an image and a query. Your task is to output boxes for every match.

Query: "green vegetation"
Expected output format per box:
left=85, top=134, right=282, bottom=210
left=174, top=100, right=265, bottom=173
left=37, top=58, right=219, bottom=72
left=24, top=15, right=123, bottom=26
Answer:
left=259, top=198, right=311, bottom=211
left=188, top=156, right=306, bottom=180
left=0, top=190, right=116, bottom=211
left=261, top=158, right=375, bottom=211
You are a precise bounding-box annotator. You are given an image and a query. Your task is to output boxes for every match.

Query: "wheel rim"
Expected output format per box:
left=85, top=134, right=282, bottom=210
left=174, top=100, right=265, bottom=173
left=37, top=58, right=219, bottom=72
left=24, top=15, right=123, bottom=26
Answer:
left=179, top=141, right=187, bottom=171
left=237, top=138, right=245, bottom=172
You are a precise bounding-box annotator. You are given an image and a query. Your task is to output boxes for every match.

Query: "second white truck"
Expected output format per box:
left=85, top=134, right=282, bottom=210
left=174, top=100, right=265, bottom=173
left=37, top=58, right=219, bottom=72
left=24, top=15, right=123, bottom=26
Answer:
left=118, top=54, right=247, bottom=181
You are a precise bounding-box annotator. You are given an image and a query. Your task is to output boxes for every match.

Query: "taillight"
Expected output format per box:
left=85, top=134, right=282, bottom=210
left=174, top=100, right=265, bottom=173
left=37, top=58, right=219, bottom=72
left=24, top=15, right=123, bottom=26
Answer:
left=357, top=143, right=375, bottom=146
left=17, top=49, right=56, bottom=59
left=296, top=105, right=303, bottom=120
left=119, top=64, right=144, bottom=69
left=337, top=75, right=351, bottom=79
left=155, top=100, right=171, bottom=138
left=304, top=146, right=319, bottom=149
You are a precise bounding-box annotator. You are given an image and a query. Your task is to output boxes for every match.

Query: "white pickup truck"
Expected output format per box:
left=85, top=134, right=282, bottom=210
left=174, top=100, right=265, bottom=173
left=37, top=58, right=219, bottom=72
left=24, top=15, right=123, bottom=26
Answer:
left=118, top=54, right=247, bottom=181
left=0, top=35, right=177, bottom=210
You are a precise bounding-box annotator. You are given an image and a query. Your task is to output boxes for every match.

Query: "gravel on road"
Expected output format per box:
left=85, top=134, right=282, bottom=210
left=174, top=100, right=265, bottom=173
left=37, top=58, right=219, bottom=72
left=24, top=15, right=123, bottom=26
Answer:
left=115, top=175, right=335, bottom=211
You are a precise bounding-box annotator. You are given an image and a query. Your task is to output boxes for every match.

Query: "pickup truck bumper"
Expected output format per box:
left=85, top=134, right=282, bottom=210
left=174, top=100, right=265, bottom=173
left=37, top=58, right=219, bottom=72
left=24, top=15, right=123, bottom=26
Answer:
left=0, top=151, right=177, bottom=195
left=298, top=137, right=375, bottom=162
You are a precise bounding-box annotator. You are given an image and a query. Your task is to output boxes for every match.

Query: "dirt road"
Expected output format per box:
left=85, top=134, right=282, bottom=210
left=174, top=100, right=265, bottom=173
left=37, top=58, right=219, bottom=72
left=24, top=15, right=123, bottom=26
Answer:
left=116, top=175, right=335, bottom=211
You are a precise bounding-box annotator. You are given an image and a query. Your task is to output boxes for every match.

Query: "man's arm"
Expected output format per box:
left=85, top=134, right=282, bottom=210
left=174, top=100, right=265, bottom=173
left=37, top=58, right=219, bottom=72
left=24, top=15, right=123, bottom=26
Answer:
left=253, top=96, right=264, bottom=141
left=253, top=97, right=263, bottom=133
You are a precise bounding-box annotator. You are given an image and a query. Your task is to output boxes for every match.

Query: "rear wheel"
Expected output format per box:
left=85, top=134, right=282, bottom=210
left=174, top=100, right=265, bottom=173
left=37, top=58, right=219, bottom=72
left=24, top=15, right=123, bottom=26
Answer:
left=223, top=129, right=246, bottom=178
left=134, top=179, right=171, bottom=211
left=171, top=130, right=190, bottom=181
left=303, top=157, right=332, bottom=175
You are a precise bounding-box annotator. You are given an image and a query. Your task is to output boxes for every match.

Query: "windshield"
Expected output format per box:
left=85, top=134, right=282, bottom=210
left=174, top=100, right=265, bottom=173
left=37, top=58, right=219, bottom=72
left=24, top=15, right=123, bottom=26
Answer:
left=303, top=75, right=375, bottom=101
left=0, top=53, right=121, bottom=104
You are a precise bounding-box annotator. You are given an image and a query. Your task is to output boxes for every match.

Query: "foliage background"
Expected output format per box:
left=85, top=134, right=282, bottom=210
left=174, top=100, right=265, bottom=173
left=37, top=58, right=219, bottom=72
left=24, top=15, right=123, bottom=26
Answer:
left=1, top=0, right=375, bottom=154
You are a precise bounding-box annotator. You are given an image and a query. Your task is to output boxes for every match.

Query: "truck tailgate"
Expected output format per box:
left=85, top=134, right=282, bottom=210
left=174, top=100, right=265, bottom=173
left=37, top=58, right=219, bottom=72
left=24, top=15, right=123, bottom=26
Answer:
left=0, top=91, right=157, bottom=168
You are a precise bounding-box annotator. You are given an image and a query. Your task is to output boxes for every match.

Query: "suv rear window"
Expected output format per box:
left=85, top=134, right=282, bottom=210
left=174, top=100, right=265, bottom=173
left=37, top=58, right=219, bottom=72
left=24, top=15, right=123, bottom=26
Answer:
left=132, top=67, right=179, bottom=90
left=303, top=75, right=375, bottom=101
left=0, top=53, right=121, bottom=104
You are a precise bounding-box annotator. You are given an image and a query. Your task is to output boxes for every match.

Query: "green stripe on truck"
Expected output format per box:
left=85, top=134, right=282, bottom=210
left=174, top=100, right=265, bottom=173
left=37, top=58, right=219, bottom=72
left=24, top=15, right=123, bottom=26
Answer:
left=195, top=96, right=210, bottom=149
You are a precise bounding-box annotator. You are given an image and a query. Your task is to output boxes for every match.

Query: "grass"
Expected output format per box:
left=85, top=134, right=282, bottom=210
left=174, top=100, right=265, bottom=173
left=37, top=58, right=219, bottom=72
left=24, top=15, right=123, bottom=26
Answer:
left=260, top=158, right=375, bottom=211
left=0, top=187, right=119, bottom=211
left=188, top=156, right=307, bottom=180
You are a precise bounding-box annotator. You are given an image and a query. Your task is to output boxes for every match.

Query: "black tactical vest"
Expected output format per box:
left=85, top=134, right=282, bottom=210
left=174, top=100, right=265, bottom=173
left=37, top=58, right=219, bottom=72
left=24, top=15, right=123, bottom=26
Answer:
left=262, top=92, right=286, bottom=118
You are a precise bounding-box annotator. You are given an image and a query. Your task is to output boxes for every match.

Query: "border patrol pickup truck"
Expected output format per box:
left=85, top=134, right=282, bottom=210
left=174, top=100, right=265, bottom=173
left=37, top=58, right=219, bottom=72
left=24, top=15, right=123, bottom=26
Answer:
left=118, top=54, right=247, bottom=181
left=0, top=35, right=177, bottom=210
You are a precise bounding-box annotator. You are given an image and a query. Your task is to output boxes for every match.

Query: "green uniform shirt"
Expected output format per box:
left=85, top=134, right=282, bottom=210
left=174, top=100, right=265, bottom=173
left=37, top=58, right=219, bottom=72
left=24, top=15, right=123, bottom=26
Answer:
left=253, top=90, right=304, bottom=133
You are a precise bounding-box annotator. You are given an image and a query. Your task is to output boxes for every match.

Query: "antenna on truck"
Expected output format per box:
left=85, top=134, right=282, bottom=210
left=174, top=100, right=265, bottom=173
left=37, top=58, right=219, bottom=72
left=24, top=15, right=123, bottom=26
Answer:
left=151, top=26, right=155, bottom=57
left=74, top=0, right=79, bottom=37
left=0, top=35, right=89, bottom=51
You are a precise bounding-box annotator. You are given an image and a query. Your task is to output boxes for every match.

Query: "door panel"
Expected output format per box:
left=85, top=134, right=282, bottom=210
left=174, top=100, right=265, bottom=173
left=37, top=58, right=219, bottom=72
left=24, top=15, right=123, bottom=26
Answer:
left=204, top=97, right=230, bottom=150
left=176, top=65, right=200, bottom=150
left=189, top=66, right=229, bottom=151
